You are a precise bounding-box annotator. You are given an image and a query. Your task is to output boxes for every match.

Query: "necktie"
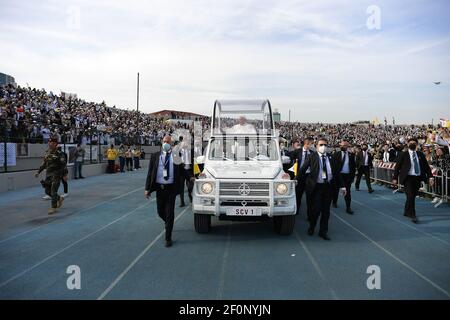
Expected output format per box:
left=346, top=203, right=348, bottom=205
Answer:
left=164, top=152, right=170, bottom=180
left=303, top=150, right=307, bottom=166
left=413, top=152, right=420, bottom=175
left=322, top=155, right=328, bottom=182
left=342, top=151, right=346, bottom=169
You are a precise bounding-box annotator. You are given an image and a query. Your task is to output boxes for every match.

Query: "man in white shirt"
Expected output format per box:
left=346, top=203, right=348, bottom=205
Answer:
left=42, top=127, right=50, bottom=144
left=382, top=145, right=390, bottom=162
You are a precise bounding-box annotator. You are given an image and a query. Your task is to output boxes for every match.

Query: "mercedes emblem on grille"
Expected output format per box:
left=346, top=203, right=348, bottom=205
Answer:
left=238, top=183, right=251, bottom=196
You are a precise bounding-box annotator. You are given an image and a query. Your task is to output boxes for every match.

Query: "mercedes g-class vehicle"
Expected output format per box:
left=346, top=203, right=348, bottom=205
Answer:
left=193, top=100, right=296, bottom=235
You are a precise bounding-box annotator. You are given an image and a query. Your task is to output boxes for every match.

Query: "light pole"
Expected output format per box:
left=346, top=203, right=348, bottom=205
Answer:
left=136, top=72, right=140, bottom=145
left=137, top=72, right=140, bottom=113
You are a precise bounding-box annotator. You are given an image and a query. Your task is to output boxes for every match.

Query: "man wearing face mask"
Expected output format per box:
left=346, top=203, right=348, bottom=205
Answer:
left=290, top=137, right=314, bottom=217
left=393, top=138, right=433, bottom=223
left=332, top=139, right=356, bottom=214
left=355, top=144, right=374, bottom=193
left=145, top=135, right=182, bottom=247
left=280, top=139, right=291, bottom=173
left=177, top=137, right=195, bottom=207
left=298, top=138, right=346, bottom=240
left=280, top=140, right=289, bottom=157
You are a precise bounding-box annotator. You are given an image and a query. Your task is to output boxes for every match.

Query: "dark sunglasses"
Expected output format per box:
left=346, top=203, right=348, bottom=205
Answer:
left=319, top=143, right=327, bottom=146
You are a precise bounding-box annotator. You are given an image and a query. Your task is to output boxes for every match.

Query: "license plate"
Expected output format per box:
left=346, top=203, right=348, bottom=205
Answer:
left=226, top=207, right=262, bottom=216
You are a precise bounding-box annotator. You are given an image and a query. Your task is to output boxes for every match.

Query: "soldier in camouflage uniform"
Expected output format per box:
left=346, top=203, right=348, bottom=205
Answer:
left=35, top=137, right=68, bottom=214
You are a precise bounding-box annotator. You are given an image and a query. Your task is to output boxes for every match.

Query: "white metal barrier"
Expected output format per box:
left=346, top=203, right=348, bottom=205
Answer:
left=371, top=160, right=448, bottom=207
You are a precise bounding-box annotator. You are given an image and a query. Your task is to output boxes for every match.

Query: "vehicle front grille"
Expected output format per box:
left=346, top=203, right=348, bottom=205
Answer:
left=219, top=182, right=270, bottom=197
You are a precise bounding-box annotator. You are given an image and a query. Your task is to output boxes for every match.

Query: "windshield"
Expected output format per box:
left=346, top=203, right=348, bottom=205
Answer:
left=208, top=138, right=279, bottom=161
left=212, top=100, right=274, bottom=136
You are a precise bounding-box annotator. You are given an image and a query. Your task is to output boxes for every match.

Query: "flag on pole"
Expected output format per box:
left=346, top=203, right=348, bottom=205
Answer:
left=439, top=118, right=450, bottom=128
left=193, top=163, right=201, bottom=175
left=288, top=159, right=298, bottom=177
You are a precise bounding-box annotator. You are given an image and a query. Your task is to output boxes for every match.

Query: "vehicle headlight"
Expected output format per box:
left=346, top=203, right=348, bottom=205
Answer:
left=275, top=183, right=288, bottom=195
left=201, top=182, right=213, bottom=194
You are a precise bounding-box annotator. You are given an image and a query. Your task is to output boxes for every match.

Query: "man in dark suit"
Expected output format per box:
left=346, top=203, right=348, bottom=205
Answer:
left=392, top=138, right=433, bottom=223
left=332, top=139, right=356, bottom=214
left=388, top=144, right=398, bottom=162
left=298, top=137, right=346, bottom=240
left=145, top=135, right=181, bottom=247
left=177, top=137, right=195, bottom=207
left=355, top=144, right=374, bottom=193
left=290, top=137, right=314, bottom=216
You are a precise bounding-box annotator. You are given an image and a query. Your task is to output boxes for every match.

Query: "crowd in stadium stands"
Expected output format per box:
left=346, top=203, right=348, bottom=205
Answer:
left=1, top=84, right=449, bottom=168
left=0, top=84, right=209, bottom=146
left=278, top=121, right=450, bottom=166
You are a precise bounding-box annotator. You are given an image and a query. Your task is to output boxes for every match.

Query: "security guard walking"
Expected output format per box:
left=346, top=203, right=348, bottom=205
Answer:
left=35, top=136, right=68, bottom=214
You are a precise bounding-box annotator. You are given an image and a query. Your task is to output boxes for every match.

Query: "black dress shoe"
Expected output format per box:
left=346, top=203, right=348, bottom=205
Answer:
left=346, top=208, right=354, bottom=214
left=180, top=203, right=186, bottom=208
left=411, top=217, right=419, bottom=224
left=80, top=176, right=85, bottom=179
left=319, top=233, right=331, bottom=241
left=355, top=188, right=360, bottom=191
left=332, top=203, right=338, bottom=208
left=368, top=189, right=374, bottom=193
left=165, top=240, right=173, bottom=247
left=74, top=177, right=78, bottom=180
left=307, top=228, right=314, bottom=236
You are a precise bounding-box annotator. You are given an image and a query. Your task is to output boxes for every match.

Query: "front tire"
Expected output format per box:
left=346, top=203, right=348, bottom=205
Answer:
left=194, top=213, right=211, bottom=233
left=274, top=215, right=295, bottom=235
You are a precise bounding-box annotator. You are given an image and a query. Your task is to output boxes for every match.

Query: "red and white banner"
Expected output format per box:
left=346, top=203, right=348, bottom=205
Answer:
left=378, top=161, right=440, bottom=176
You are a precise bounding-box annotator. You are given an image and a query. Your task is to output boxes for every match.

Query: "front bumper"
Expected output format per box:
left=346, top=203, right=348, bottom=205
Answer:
left=192, top=179, right=296, bottom=217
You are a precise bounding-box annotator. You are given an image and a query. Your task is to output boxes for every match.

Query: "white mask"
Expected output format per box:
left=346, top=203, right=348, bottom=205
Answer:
left=318, top=145, right=327, bottom=154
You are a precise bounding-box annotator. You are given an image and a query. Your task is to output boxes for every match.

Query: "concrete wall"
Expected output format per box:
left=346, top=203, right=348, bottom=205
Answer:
left=0, top=159, right=150, bottom=193
left=1, top=143, right=161, bottom=173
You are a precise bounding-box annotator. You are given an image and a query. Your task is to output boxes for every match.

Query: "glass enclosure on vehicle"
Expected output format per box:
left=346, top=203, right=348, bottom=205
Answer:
left=208, top=137, right=279, bottom=161
left=212, top=100, right=274, bottom=136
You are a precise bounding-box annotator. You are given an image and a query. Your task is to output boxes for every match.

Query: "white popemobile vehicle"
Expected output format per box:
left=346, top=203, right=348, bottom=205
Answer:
left=193, top=100, right=297, bottom=235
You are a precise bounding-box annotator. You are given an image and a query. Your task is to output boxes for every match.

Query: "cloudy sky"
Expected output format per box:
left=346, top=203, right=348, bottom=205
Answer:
left=1, top=0, right=449, bottom=123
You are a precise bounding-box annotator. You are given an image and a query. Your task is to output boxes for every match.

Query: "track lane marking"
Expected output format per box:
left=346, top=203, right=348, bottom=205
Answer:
left=0, top=186, right=144, bottom=245
left=97, top=206, right=190, bottom=300
left=217, top=222, right=232, bottom=300
left=0, top=201, right=152, bottom=288
left=294, top=230, right=339, bottom=300
left=351, top=198, right=450, bottom=246
left=331, top=210, right=450, bottom=298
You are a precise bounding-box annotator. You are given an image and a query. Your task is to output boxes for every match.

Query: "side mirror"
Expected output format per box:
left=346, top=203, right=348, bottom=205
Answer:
left=196, top=155, right=206, bottom=164
left=282, top=156, right=291, bottom=164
